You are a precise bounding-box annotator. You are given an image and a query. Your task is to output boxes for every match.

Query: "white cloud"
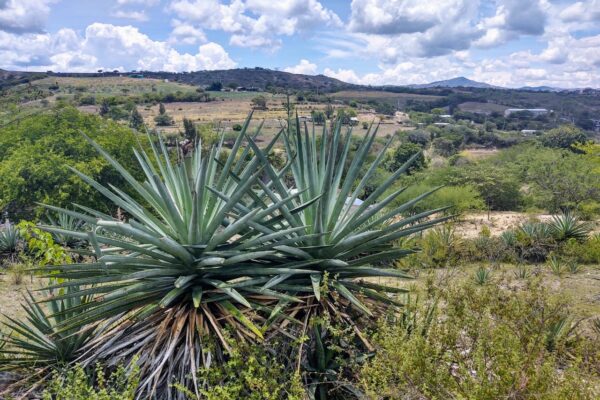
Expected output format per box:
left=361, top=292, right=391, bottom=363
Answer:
left=284, top=59, right=317, bottom=75
left=0, top=23, right=236, bottom=72
left=349, top=0, right=462, bottom=35
left=474, top=0, right=547, bottom=48
left=111, top=10, right=149, bottom=21
left=169, top=20, right=206, bottom=45
left=0, top=0, right=52, bottom=33
left=343, top=0, right=482, bottom=61
left=116, top=0, right=160, bottom=5
left=323, top=68, right=362, bottom=84
left=168, top=0, right=341, bottom=49
left=560, top=1, right=600, bottom=23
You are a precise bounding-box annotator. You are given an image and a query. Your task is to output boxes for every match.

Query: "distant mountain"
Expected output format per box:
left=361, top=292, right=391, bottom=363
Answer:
left=140, top=68, right=356, bottom=92
left=518, top=86, right=563, bottom=92
left=409, top=76, right=499, bottom=89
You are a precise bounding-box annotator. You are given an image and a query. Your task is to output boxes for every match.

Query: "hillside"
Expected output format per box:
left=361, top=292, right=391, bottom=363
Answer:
left=139, top=68, right=357, bottom=92
left=0, top=69, right=47, bottom=90
left=409, top=76, right=498, bottom=89
left=0, top=67, right=356, bottom=93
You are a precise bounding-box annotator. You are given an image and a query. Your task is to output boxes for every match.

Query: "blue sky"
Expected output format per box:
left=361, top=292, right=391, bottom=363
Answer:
left=1, top=0, right=600, bottom=88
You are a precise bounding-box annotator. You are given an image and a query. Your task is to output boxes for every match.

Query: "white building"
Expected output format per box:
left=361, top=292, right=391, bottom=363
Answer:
left=504, top=108, right=549, bottom=117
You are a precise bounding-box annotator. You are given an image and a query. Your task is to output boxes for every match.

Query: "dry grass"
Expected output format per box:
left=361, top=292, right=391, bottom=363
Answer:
left=459, top=148, right=500, bottom=160
left=370, top=262, right=600, bottom=323
left=0, top=273, right=46, bottom=322
left=132, top=97, right=408, bottom=140
left=331, top=90, right=444, bottom=102
left=33, top=76, right=193, bottom=94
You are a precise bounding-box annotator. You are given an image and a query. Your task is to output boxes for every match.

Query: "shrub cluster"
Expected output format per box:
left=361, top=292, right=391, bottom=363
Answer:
left=360, top=277, right=600, bottom=399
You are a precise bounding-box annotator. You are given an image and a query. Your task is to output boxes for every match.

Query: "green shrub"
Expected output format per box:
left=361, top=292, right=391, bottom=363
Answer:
left=175, top=341, right=304, bottom=400
left=541, top=125, right=588, bottom=150
left=6, top=261, right=27, bottom=284
left=42, top=362, right=139, bottom=400
left=154, top=113, right=174, bottom=126
left=389, top=184, right=483, bottom=215
left=360, top=278, right=600, bottom=399
left=410, top=225, right=460, bottom=269
left=385, top=143, right=426, bottom=174
left=232, top=123, right=243, bottom=131
left=454, top=233, right=516, bottom=265
left=560, top=235, right=600, bottom=264
left=514, top=222, right=555, bottom=263
left=0, top=107, right=144, bottom=219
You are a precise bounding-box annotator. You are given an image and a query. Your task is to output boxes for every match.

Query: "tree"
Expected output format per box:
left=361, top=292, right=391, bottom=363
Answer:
left=525, top=148, right=600, bottom=212
left=154, top=113, right=174, bottom=126
left=461, top=164, right=523, bottom=211
left=182, top=118, right=197, bottom=141
left=432, top=137, right=458, bottom=157
left=406, top=130, right=430, bottom=147
left=311, top=110, right=326, bottom=125
left=207, top=81, right=223, bottom=91
left=129, top=108, right=144, bottom=130
left=374, top=102, right=396, bottom=116
left=541, top=125, right=588, bottom=151
left=386, top=142, right=426, bottom=174
left=155, top=103, right=173, bottom=126
left=251, top=95, right=267, bottom=110
left=0, top=107, right=144, bottom=220
left=337, top=108, right=357, bottom=125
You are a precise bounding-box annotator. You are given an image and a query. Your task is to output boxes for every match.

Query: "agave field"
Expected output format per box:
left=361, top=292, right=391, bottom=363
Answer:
left=0, top=115, right=450, bottom=399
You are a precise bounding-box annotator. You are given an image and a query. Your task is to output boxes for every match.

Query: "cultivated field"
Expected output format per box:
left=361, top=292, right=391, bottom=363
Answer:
left=331, top=90, right=444, bottom=107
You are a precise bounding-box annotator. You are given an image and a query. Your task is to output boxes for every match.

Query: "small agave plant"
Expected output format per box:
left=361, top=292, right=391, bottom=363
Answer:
left=0, top=286, right=94, bottom=396
left=0, top=222, right=20, bottom=259
left=549, top=211, right=591, bottom=241
left=1, top=115, right=446, bottom=398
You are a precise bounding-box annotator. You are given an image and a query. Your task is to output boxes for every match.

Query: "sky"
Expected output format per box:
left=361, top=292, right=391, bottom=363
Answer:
left=1, top=0, right=599, bottom=88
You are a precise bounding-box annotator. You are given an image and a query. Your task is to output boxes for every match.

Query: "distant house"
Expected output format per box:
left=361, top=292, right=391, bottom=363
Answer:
left=521, top=129, right=538, bottom=135
left=440, top=114, right=453, bottom=119
left=504, top=108, right=549, bottom=117
left=434, top=122, right=450, bottom=126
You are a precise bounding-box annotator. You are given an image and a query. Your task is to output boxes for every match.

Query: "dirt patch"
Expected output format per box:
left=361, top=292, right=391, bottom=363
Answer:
left=455, top=211, right=555, bottom=238
left=0, top=274, right=46, bottom=322
left=460, top=148, right=499, bottom=160
left=455, top=211, right=600, bottom=238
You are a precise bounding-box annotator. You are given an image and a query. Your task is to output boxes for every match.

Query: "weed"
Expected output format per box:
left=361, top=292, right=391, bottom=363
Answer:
left=548, top=256, right=564, bottom=276
left=514, top=264, right=530, bottom=279
left=474, top=266, right=492, bottom=285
